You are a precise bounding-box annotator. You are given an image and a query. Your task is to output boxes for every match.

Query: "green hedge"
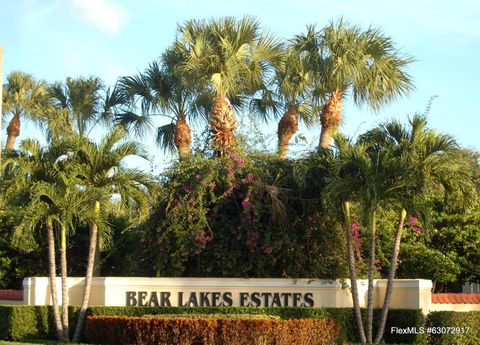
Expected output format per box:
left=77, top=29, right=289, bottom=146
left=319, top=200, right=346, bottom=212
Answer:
left=0, top=305, right=427, bottom=344
left=426, top=311, right=480, bottom=345
left=0, top=305, right=80, bottom=341
left=0, top=305, right=53, bottom=341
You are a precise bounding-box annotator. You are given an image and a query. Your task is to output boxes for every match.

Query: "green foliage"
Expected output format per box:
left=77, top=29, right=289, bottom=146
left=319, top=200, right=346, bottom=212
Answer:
left=140, top=152, right=347, bottom=278
left=0, top=306, right=53, bottom=341
left=426, top=311, right=480, bottom=345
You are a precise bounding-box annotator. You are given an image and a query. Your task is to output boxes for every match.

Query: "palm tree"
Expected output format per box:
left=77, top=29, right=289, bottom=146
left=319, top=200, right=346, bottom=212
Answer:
left=250, top=46, right=320, bottom=159
left=71, top=126, right=152, bottom=343
left=294, top=146, right=367, bottom=343
left=176, top=16, right=282, bottom=156
left=118, top=47, right=210, bottom=159
left=48, top=76, right=124, bottom=139
left=294, top=19, right=414, bottom=148
left=325, top=134, right=404, bottom=343
left=2, top=139, right=98, bottom=342
left=359, top=115, right=476, bottom=344
left=2, top=71, right=49, bottom=150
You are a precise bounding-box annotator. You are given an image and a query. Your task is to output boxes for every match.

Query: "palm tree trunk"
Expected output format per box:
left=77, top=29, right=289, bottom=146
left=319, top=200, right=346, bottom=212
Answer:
left=210, top=96, right=237, bottom=156
left=366, top=210, right=377, bottom=344
left=374, top=208, right=407, bottom=344
left=319, top=89, right=342, bottom=149
left=47, top=218, right=63, bottom=341
left=277, top=104, right=298, bottom=159
left=343, top=201, right=367, bottom=343
left=60, top=224, right=69, bottom=342
left=174, top=115, right=192, bottom=159
left=6, top=113, right=20, bottom=150
left=73, top=201, right=100, bottom=343
left=93, top=237, right=101, bottom=277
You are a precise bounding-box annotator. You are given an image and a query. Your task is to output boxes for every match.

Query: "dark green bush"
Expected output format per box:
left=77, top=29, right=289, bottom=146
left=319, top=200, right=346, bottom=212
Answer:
left=84, top=315, right=340, bottom=345
left=0, top=305, right=52, bottom=341
left=426, top=311, right=480, bottom=345
left=0, top=305, right=80, bottom=341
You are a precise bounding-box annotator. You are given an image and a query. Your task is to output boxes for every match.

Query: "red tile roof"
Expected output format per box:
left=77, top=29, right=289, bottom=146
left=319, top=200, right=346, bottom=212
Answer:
left=432, top=293, right=480, bottom=304
left=0, top=289, right=23, bottom=301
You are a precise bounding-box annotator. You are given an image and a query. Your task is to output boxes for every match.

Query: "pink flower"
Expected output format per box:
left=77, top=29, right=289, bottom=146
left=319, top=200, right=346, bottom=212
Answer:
left=242, top=200, right=250, bottom=209
left=195, top=173, right=202, bottom=180
left=204, top=236, right=213, bottom=242
left=351, top=223, right=360, bottom=238
left=263, top=246, right=273, bottom=254
left=234, top=157, right=244, bottom=167
left=408, top=215, right=417, bottom=227
left=183, top=185, right=191, bottom=193
left=414, top=226, right=423, bottom=233
left=242, top=174, right=254, bottom=183
left=194, top=236, right=202, bottom=242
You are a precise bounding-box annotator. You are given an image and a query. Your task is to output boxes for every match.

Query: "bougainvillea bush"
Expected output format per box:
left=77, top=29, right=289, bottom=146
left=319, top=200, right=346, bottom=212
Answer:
left=139, top=152, right=350, bottom=278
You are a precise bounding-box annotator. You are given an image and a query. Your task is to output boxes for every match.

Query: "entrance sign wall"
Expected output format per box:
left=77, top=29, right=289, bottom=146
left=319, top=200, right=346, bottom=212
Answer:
left=23, top=277, right=433, bottom=312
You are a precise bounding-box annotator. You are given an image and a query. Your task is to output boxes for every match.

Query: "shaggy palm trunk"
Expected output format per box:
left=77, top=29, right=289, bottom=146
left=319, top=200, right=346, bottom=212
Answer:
left=73, top=201, right=100, bottom=343
left=60, top=224, right=69, bottom=342
left=319, top=89, right=342, bottom=148
left=6, top=113, right=20, bottom=150
left=175, top=115, right=192, bottom=159
left=210, top=96, right=237, bottom=156
left=366, top=210, right=377, bottom=344
left=374, top=208, right=407, bottom=344
left=277, top=104, right=298, bottom=159
left=47, top=218, right=63, bottom=341
left=343, top=201, right=367, bottom=343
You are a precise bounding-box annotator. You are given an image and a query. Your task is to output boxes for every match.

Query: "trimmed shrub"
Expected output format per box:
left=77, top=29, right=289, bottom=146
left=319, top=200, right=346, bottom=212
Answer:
left=426, top=311, right=480, bottom=345
left=0, top=305, right=80, bottom=341
left=0, top=305, right=52, bottom=341
left=87, top=306, right=425, bottom=344
left=84, top=315, right=340, bottom=345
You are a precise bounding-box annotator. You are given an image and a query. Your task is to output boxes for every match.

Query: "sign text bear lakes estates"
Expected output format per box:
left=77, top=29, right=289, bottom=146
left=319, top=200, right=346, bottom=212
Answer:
left=126, top=291, right=315, bottom=307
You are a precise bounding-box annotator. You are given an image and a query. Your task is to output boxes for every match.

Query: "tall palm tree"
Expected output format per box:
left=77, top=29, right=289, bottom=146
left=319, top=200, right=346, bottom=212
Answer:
left=118, top=47, right=210, bottom=159
left=71, top=126, right=152, bottom=343
left=250, top=46, right=320, bottom=159
left=48, top=76, right=124, bottom=140
left=325, top=134, right=404, bottom=343
left=176, top=16, right=282, bottom=156
left=2, top=71, right=49, bottom=150
left=294, top=146, right=367, bottom=343
left=2, top=139, right=98, bottom=342
left=294, top=19, right=414, bottom=148
left=359, top=115, right=476, bottom=344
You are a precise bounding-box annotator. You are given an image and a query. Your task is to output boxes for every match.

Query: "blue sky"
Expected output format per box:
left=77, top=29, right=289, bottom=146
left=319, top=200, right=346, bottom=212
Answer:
left=1, top=0, right=479, bottom=171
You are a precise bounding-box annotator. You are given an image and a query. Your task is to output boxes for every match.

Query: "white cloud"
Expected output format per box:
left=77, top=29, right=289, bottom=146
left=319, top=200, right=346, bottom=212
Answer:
left=69, top=0, right=129, bottom=35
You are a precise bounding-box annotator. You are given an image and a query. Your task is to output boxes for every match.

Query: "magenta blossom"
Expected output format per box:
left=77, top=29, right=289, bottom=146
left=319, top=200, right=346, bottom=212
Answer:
left=263, top=246, right=273, bottom=254
left=183, top=185, right=191, bottom=193
left=351, top=223, right=360, bottom=238
left=408, top=215, right=417, bottom=227
left=242, top=200, right=250, bottom=209
left=195, top=173, right=202, bottom=180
